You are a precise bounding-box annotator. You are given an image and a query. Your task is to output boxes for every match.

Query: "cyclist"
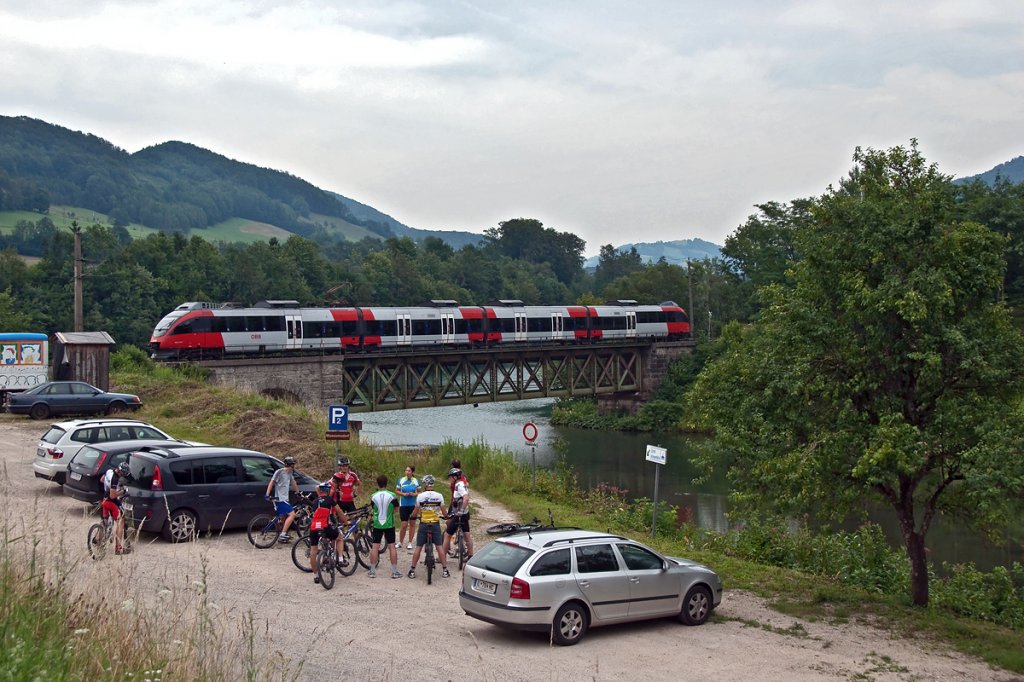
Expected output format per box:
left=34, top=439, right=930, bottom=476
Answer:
left=408, top=474, right=450, bottom=579
left=367, top=474, right=402, bottom=579
left=330, top=456, right=361, bottom=514
left=265, top=456, right=299, bottom=543
left=101, top=462, right=131, bottom=554
left=395, top=465, right=420, bottom=551
left=442, top=467, right=474, bottom=563
left=309, top=480, right=347, bottom=584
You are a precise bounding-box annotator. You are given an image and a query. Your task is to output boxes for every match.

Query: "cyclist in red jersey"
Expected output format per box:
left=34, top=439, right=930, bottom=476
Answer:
left=309, top=481, right=347, bottom=583
left=330, top=456, right=361, bottom=513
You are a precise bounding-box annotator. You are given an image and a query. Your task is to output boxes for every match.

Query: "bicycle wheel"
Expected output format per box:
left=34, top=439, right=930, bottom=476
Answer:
left=247, top=514, right=280, bottom=549
left=425, top=545, right=434, bottom=585
left=338, top=539, right=358, bottom=577
left=486, top=522, right=521, bottom=535
left=316, top=549, right=335, bottom=590
left=354, top=533, right=372, bottom=569
left=292, top=502, right=314, bottom=533
left=292, top=535, right=313, bottom=572
left=87, top=523, right=107, bottom=560
left=457, top=529, right=467, bottom=570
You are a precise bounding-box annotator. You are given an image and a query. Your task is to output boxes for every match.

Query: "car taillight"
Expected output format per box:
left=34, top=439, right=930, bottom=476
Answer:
left=91, top=452, right=109, bottom=476
left=152, top=464, right=163, bottom=491
left=49, top=448, right=64, bottom=459
left=510, top=577, right=531, bottom=600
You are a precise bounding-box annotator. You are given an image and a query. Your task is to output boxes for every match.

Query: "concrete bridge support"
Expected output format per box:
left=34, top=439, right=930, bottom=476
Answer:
left=595, top=341, right=695, bottom=415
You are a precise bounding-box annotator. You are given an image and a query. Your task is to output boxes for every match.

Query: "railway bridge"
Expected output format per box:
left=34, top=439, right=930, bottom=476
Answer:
left=189, top=339, right=695, bottom=414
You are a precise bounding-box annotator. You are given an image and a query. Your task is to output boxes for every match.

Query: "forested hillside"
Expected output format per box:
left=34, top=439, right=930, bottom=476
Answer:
left=0, top=116, right=479, bottom=248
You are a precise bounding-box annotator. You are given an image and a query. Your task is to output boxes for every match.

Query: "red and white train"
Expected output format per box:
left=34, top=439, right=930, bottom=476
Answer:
left=148, top=300, right=690, bottom=360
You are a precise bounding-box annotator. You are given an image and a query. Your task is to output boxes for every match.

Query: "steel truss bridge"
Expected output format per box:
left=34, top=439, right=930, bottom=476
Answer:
left=195, top=340, right=694, bottom=413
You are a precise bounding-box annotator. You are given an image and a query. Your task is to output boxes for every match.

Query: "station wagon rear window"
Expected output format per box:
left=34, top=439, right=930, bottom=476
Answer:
left=41, top=427, right=66, bottom=444
left=472, top=540, right=535, bottom=576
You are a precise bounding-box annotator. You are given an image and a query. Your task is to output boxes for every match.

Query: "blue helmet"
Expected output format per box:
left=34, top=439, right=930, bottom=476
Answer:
left=317, top=480, right=332, bottom=493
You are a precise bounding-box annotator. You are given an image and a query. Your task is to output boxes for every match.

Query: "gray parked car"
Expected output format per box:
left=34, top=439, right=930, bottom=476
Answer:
left=459, top=528, right=722, bottom=645
left=8, top=381, right=142, bottom=420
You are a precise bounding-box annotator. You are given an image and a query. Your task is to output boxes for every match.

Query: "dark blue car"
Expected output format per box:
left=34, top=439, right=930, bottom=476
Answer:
left=7, top=381, right=142, bottom=420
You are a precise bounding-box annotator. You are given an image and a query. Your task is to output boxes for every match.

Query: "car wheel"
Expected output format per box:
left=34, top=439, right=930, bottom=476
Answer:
left=29, top=403, right=50, bottom=420
left=163, top=509, right=198, bottom=543
left=679, top=585, right=713, bottom=625
left=106, top=401, right=127, bottom=415
left=551, top=601, right=588, bottom=646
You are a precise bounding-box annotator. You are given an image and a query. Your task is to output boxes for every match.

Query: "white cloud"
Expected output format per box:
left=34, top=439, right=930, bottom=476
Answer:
left=2, top=0, right=1023, bottom=253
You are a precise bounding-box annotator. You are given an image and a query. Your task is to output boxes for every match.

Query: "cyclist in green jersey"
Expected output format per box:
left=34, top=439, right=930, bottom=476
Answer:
left=367, top=474, right=402, bottom=579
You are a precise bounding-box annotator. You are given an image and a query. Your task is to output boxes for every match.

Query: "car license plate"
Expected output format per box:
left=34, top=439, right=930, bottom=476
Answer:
left=472, top=578, right=496, bottom=595
left=37, top=449, right=45, bottom=458
left=69, top=472, right=82, bottom=481
left=122, top=502, right=133, bottom=512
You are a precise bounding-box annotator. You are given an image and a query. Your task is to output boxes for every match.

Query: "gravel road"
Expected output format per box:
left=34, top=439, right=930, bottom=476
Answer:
left=2, top=418, right=1019, bottom=682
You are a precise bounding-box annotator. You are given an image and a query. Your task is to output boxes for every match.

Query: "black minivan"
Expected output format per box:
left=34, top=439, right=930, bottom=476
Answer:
left=125, top=446, right=319, bottom=542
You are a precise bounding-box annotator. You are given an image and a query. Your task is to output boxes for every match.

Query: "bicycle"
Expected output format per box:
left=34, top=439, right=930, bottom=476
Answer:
left=247, top=492, right=315, bottom=548
left=410, top=513, right=443, bottom=584
left=87, top=501, right=132, bottom=559
left=486, top=509, right=558, bottom=536
left=446, top=512, right=469, bottom=570
left=291, top=532, right=358, bottom=577
left=315, top=533, right=347, bottom=590
left=292, top=506, right=369, bottom=572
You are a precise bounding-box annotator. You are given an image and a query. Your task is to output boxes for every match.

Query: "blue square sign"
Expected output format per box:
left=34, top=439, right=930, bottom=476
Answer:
left=328, top=405, right=349, bottom=431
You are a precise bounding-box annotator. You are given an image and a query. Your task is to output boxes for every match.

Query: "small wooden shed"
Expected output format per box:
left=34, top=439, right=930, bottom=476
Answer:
left=52, top=331, right=116, bottom=390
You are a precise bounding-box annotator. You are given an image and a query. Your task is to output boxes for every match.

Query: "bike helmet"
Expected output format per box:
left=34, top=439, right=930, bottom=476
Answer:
left=317, top=480, right=332, bottom=492
left=337, top=456, right=351, bottom=466
left=116, top=462, right=130, bottom=476
left=447, top=467, right=462, bottom=479
left=422, top=474, right=435, bottom=486
left=283, top=456, right=296, bottom=466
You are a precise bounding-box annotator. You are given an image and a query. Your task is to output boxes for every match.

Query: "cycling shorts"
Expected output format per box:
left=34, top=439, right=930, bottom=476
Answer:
left=274, top=501, right=294, bottom=516
left=309, top=526, right=339, bottom=545
left=371, top=527, right=396, bottom=546
left=101, top=499, right=121, bottom=520
left=338, top=500, right=357, bottom=514
left=416, top=522, right=443, bottom=546
left=399, top=506, right=415, bottom=522
left=446, top=513, right=470, bottom=535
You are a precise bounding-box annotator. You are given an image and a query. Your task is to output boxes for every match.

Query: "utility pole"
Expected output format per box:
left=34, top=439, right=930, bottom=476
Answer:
left=687, top=260, right=694, bottom=335
left=72, top=221, right=83, bottom=332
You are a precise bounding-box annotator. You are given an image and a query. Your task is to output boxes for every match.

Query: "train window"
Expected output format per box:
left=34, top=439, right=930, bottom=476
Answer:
left=246, top=316, right=265, bottom=332
left=341, top=321, right=359, bottom=336
left=464, top=318, right=482, bottom=334
left=225, top=316, right=246, bottom=332
left=527, top=317, right=548, bottom=333
left=265, top=316, right=285, bottom=332
left=666, top=311, right=689, bottom=323
left=377, top=320, right=397, bottom=337
left=498, top=318, right=516, bottom=334
left=412, top=319, right=441, bottom=336
left=454, top=319, right=468, bottom=334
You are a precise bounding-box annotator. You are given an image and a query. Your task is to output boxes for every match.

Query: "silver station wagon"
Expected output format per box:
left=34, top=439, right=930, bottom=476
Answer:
left=459, top=529, right=723, bottom=645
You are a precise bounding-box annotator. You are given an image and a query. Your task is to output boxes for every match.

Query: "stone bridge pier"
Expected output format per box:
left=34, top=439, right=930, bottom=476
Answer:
left=595, top=341, right=694, bottom=415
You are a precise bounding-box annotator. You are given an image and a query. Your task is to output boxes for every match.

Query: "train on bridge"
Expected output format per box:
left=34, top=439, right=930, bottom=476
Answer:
left=148, top=299, right=690, bottom=360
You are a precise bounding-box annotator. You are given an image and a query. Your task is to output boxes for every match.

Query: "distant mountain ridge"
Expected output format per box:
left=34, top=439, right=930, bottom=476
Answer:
left=584, top=238, right=722, bottom=268
left=955, top=155, right=1024, bottom=185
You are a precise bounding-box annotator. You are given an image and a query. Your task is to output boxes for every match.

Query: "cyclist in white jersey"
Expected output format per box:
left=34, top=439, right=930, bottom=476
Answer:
left=408, top=475, right=450, bottom=579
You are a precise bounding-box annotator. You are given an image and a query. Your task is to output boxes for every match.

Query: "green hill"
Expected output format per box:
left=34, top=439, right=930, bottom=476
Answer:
left=0, top=115, right=481, bottom=250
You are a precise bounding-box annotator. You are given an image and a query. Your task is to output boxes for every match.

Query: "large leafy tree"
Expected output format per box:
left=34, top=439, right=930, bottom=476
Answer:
left=687, top=143, right=1024, bottom=606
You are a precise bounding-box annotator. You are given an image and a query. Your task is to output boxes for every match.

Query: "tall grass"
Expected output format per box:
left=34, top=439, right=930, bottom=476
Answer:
left=1, top=494, right=299, bottom=681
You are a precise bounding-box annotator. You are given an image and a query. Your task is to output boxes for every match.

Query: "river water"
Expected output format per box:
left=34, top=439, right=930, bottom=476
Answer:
left=359, top=398, right=1023, bottom=572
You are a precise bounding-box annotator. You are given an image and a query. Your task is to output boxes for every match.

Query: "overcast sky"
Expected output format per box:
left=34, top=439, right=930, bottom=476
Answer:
left=2, top=1, right=1022, bottom=255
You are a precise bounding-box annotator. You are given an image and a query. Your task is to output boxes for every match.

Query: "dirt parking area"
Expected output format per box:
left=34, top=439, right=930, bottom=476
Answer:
left=2, top=418, right=1019, bottom=681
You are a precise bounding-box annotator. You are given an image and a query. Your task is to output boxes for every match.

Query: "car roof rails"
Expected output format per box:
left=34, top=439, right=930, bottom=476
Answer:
left=541, top=533, right=627, bottom=548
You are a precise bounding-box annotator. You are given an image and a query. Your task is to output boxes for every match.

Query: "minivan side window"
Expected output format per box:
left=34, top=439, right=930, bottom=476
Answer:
left=170, top=460, right=199, bottom=485
left=575, top=545, right=620, bottom=573
left=241, top=457, right=275, bottom=483
left=530, top=548, right=571, bottom=576
left=202, top=457, right=239, bottom=484
left=617, top=543, right=664, bottom=571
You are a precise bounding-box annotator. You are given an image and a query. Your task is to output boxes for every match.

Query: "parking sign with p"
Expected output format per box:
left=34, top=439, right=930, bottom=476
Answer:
left=328, top=405, right=349, bottom=431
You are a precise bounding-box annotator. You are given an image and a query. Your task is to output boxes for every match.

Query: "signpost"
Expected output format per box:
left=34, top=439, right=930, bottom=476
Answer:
left=327, top=405, right=350, bottom=458
left=524, top=421, right=539, bottom=491
left=646, top=445, right=667, bottom=537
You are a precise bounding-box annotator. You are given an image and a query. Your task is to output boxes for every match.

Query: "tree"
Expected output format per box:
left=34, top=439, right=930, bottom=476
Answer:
left=686, top=142, right=1024, bottom=607
left=484, top=218, right=586, bottom=285
left=594, top=244, right=643, bottom=293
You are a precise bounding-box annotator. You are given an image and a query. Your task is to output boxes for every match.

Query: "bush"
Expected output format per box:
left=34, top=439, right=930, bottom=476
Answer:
left=110, top=344, right=153, bottom=373
left=932, top=563, right=1024, bottom=628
